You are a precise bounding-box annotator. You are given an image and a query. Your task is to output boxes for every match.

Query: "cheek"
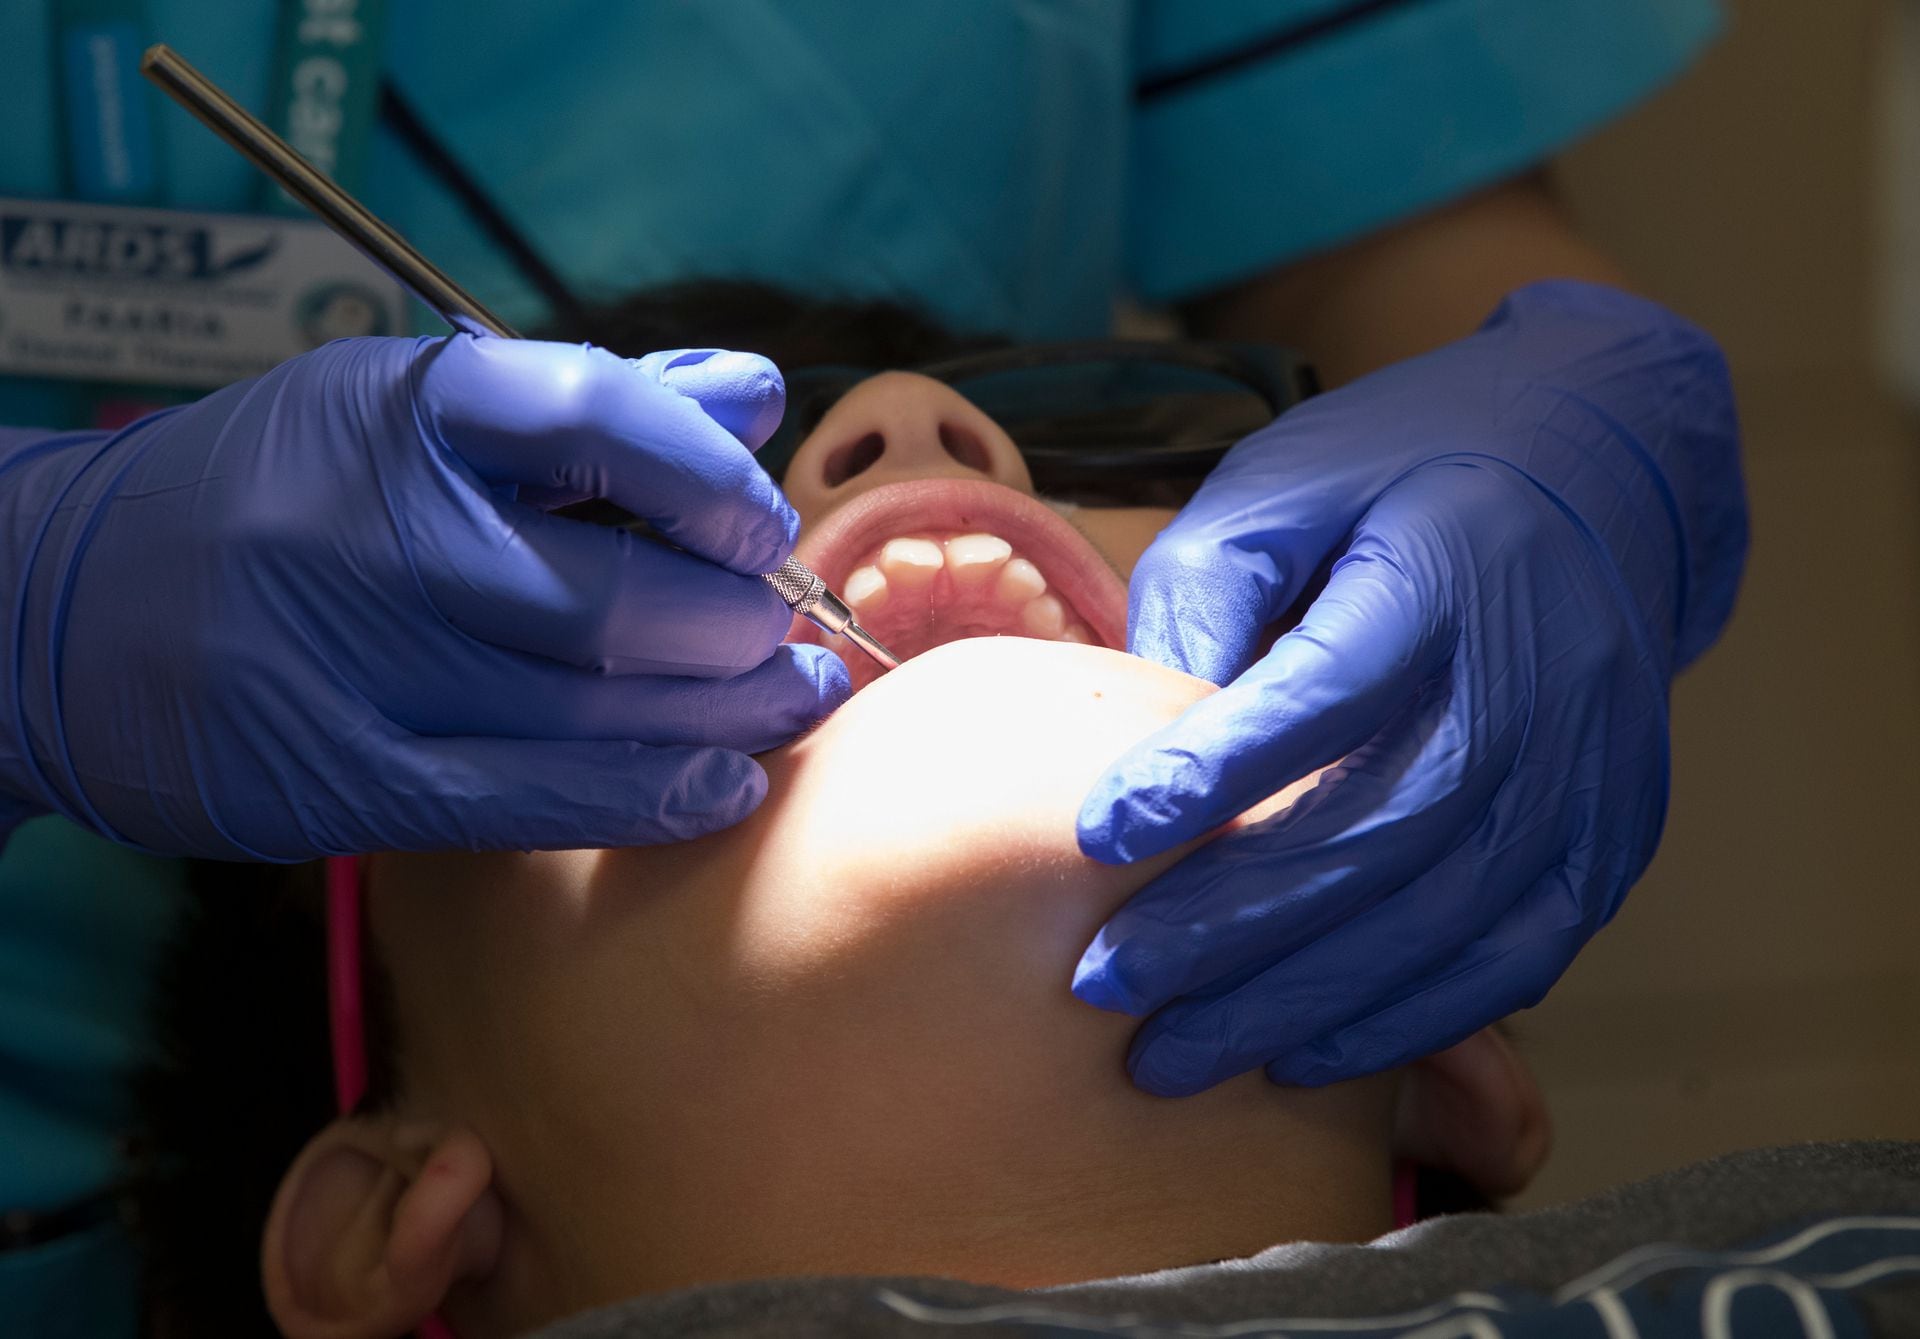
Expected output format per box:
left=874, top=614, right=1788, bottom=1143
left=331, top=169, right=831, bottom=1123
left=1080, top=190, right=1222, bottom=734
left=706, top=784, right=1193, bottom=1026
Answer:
left=409, top=849, right=735, bottom=1102
left=1069, top=507, right=1177, bottom=584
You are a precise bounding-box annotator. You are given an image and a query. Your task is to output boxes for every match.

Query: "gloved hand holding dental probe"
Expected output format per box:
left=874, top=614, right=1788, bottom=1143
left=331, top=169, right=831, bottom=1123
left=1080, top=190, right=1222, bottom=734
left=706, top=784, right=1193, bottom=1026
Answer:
left=1075, top=280, right=1749, bottom=1096
left=0, top=335, right=848, bottom=861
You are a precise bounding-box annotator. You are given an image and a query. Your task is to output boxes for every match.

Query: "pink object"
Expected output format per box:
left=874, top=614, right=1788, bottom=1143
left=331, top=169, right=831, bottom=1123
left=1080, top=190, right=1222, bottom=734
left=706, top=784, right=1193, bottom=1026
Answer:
left=326, top=854, right=457, bottom=1339
left=90, top=398, right=169, bottom=431
left=325, top=856, right=367, bottom=1113
left=1391, top=1159, right=1419, bottom=1230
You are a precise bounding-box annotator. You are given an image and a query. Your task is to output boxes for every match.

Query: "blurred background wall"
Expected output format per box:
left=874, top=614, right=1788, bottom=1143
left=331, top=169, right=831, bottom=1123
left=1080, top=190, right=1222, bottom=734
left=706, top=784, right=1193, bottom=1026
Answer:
left=1514, top=0, right=1920, bottom=1208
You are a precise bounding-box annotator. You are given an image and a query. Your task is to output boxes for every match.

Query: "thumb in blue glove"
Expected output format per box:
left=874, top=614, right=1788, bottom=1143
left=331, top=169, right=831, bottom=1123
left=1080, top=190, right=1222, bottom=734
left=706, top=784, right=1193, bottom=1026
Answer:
left=1074, top=281, right=1746, bottom=1095
left=0, top=335, right=848, bottom=860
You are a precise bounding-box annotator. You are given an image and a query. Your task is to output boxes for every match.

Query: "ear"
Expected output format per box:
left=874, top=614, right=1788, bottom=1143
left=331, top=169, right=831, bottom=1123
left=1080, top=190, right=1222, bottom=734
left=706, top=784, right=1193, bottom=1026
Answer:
left=1393, top=1028, right=1552, bottom=1200
left=262, top=1120, right=504, bottom=1339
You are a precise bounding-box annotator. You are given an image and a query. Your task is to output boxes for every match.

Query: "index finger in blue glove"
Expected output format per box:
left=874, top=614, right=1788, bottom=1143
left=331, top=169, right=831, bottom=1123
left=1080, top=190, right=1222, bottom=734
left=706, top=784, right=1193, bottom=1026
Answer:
left=1121, top=519, right=1299, bottom=691
left=1128, top=480, right=1344, bottom=687
left=320, top=730, right=772, bottom=856
left=418, top=336, right=797, bottom=574
left=413, top=494, right=797, bottom=678
left=1122, top=410, right=1400, bottom=685
left=1078, top=528, right=1451, bottom=867
left=1071, top=654, right=1523, bottom=1016
left=512, top=348, right=789, bottom=510
left=382, top=642, right=849, bottom=753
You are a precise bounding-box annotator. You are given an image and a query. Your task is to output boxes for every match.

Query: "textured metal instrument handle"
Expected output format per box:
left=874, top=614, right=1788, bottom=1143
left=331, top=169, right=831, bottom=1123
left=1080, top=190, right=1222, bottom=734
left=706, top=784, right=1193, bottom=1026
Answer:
left=763, top=557, right=825, bottom=611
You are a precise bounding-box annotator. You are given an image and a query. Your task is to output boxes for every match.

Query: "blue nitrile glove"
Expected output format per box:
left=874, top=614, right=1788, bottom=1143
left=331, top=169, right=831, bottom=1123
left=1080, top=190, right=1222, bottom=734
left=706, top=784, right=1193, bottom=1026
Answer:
left=0, top=335, right=848, bottom=860
left=1076, top=281, right=1747, bottom=1095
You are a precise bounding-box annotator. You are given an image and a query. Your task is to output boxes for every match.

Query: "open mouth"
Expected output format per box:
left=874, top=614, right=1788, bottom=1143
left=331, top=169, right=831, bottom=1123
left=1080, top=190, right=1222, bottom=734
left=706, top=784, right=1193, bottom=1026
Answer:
left=788, top=479, right=1131, bottom=692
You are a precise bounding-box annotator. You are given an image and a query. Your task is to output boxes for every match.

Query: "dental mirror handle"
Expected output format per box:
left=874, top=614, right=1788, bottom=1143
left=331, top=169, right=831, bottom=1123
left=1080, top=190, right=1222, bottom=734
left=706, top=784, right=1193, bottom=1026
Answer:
left=139, top=44, right=899, bottom=672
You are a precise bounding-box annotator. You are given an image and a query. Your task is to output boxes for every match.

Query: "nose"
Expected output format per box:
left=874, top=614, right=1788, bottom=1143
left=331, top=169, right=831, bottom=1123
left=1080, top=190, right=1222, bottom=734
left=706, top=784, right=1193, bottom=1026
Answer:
left=780, top=372, right=1034, bottom=527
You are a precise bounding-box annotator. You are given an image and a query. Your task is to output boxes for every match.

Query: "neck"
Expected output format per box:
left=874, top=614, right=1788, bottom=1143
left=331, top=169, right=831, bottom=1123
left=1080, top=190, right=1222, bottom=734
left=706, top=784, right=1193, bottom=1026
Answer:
left=466, top=1068, right=1398, bottom=1339
left=835, top=1069, right=1400, bottom=1289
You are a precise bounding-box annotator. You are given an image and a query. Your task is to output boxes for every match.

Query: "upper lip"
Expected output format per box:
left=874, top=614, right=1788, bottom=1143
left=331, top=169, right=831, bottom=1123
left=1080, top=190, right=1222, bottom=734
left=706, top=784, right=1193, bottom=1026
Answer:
left=792, top=479, right=1130, bottom=650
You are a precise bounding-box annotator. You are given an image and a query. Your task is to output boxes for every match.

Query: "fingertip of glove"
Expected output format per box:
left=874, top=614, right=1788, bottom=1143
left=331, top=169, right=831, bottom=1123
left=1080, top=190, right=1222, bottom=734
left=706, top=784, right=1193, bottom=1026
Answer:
left=646, top=348, right=787, bottom=452
left=1070, top=942, right=1149, bottom=1016
left=1076, top=763, right=1195, bottom=865
left=1075, top=771, right=1137, bottom=864
left=796, top=642, right=853, bottom=711
left=1264, top=1045, right=1344, bottom=1089
left=657, top=748, right=768, bottom=839
left=1074, top=810, right=1126, bottom=865
left=1125, top=1030, right=1212, bottom=1099
left=764, top=642, right=852, bottom=724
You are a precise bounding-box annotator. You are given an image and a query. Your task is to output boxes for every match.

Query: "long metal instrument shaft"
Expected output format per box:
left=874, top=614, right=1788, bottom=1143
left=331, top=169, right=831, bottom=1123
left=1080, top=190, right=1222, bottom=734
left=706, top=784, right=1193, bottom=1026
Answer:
left=139, top=43, right=899, bottom=672
left=142, top=44, right=512, bottom=339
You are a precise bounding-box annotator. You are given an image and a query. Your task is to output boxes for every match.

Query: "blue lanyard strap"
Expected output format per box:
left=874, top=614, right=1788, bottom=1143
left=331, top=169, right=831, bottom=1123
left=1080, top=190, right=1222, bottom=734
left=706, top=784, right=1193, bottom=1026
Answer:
left=53, top=0, right=161, bottom=204
left=55, top=1, right=579, bottom=339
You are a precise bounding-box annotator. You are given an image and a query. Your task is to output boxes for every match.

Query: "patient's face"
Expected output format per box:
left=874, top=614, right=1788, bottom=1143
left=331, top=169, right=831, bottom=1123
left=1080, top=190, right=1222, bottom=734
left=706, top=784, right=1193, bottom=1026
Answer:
left=369, top=374, right=1384, bottom=1325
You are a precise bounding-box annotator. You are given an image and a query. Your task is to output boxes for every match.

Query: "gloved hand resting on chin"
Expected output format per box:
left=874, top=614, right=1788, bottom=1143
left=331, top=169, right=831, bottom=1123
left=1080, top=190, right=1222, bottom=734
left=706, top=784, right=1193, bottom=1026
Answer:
left=0, top=335, right=848, bottom=860
left=1076, top=281, right=1747, bottom=1095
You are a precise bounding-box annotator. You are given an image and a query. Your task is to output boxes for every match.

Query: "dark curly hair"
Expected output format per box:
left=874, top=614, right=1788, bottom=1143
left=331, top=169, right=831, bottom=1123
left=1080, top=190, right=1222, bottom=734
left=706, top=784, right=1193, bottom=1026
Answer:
left=128, top=860, right=388, bottom=1337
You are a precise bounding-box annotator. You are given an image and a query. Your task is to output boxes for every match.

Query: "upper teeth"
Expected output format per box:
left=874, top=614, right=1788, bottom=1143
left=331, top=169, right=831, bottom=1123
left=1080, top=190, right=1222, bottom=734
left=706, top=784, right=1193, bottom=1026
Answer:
left=1019, top=593, right=1067, bottom=638
left=944, top=533, right=1012, bottom=585
left=877, top=537, right=944, bottom=587
left=993, top=556, right=1046, bottom=604
left=830, top=531, right=1096, bottom=664
left=842, top=565, right=889, bottom=609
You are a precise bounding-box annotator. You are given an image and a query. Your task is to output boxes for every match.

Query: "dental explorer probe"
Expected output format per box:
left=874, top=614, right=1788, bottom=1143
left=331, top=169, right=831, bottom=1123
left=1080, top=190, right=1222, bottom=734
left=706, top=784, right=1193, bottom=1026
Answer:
left=138, top=43, right=901, bottom=674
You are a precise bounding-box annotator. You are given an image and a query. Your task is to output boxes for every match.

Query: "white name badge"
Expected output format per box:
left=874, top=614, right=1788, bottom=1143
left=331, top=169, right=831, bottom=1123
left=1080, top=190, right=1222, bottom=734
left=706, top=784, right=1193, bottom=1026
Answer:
left=0, top=195, right=411, bottom=389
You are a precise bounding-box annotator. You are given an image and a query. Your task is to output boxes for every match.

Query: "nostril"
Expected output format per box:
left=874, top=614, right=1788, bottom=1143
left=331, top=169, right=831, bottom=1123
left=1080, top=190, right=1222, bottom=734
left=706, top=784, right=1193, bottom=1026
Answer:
left=822, top=432, right=885, bottom=488
left=939, top=422, right=992, bottom=474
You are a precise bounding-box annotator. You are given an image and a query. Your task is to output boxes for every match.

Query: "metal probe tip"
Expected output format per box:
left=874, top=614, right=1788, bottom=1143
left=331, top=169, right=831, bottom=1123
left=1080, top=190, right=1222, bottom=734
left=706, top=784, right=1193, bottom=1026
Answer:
left=839, top=620, right=902, bottom=672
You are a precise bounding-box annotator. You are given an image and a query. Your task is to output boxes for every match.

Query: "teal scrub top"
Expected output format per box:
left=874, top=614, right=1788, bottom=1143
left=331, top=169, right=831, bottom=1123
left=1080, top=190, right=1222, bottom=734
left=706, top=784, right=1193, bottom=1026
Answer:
left=0, top=0, right=1721, bottom=1324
